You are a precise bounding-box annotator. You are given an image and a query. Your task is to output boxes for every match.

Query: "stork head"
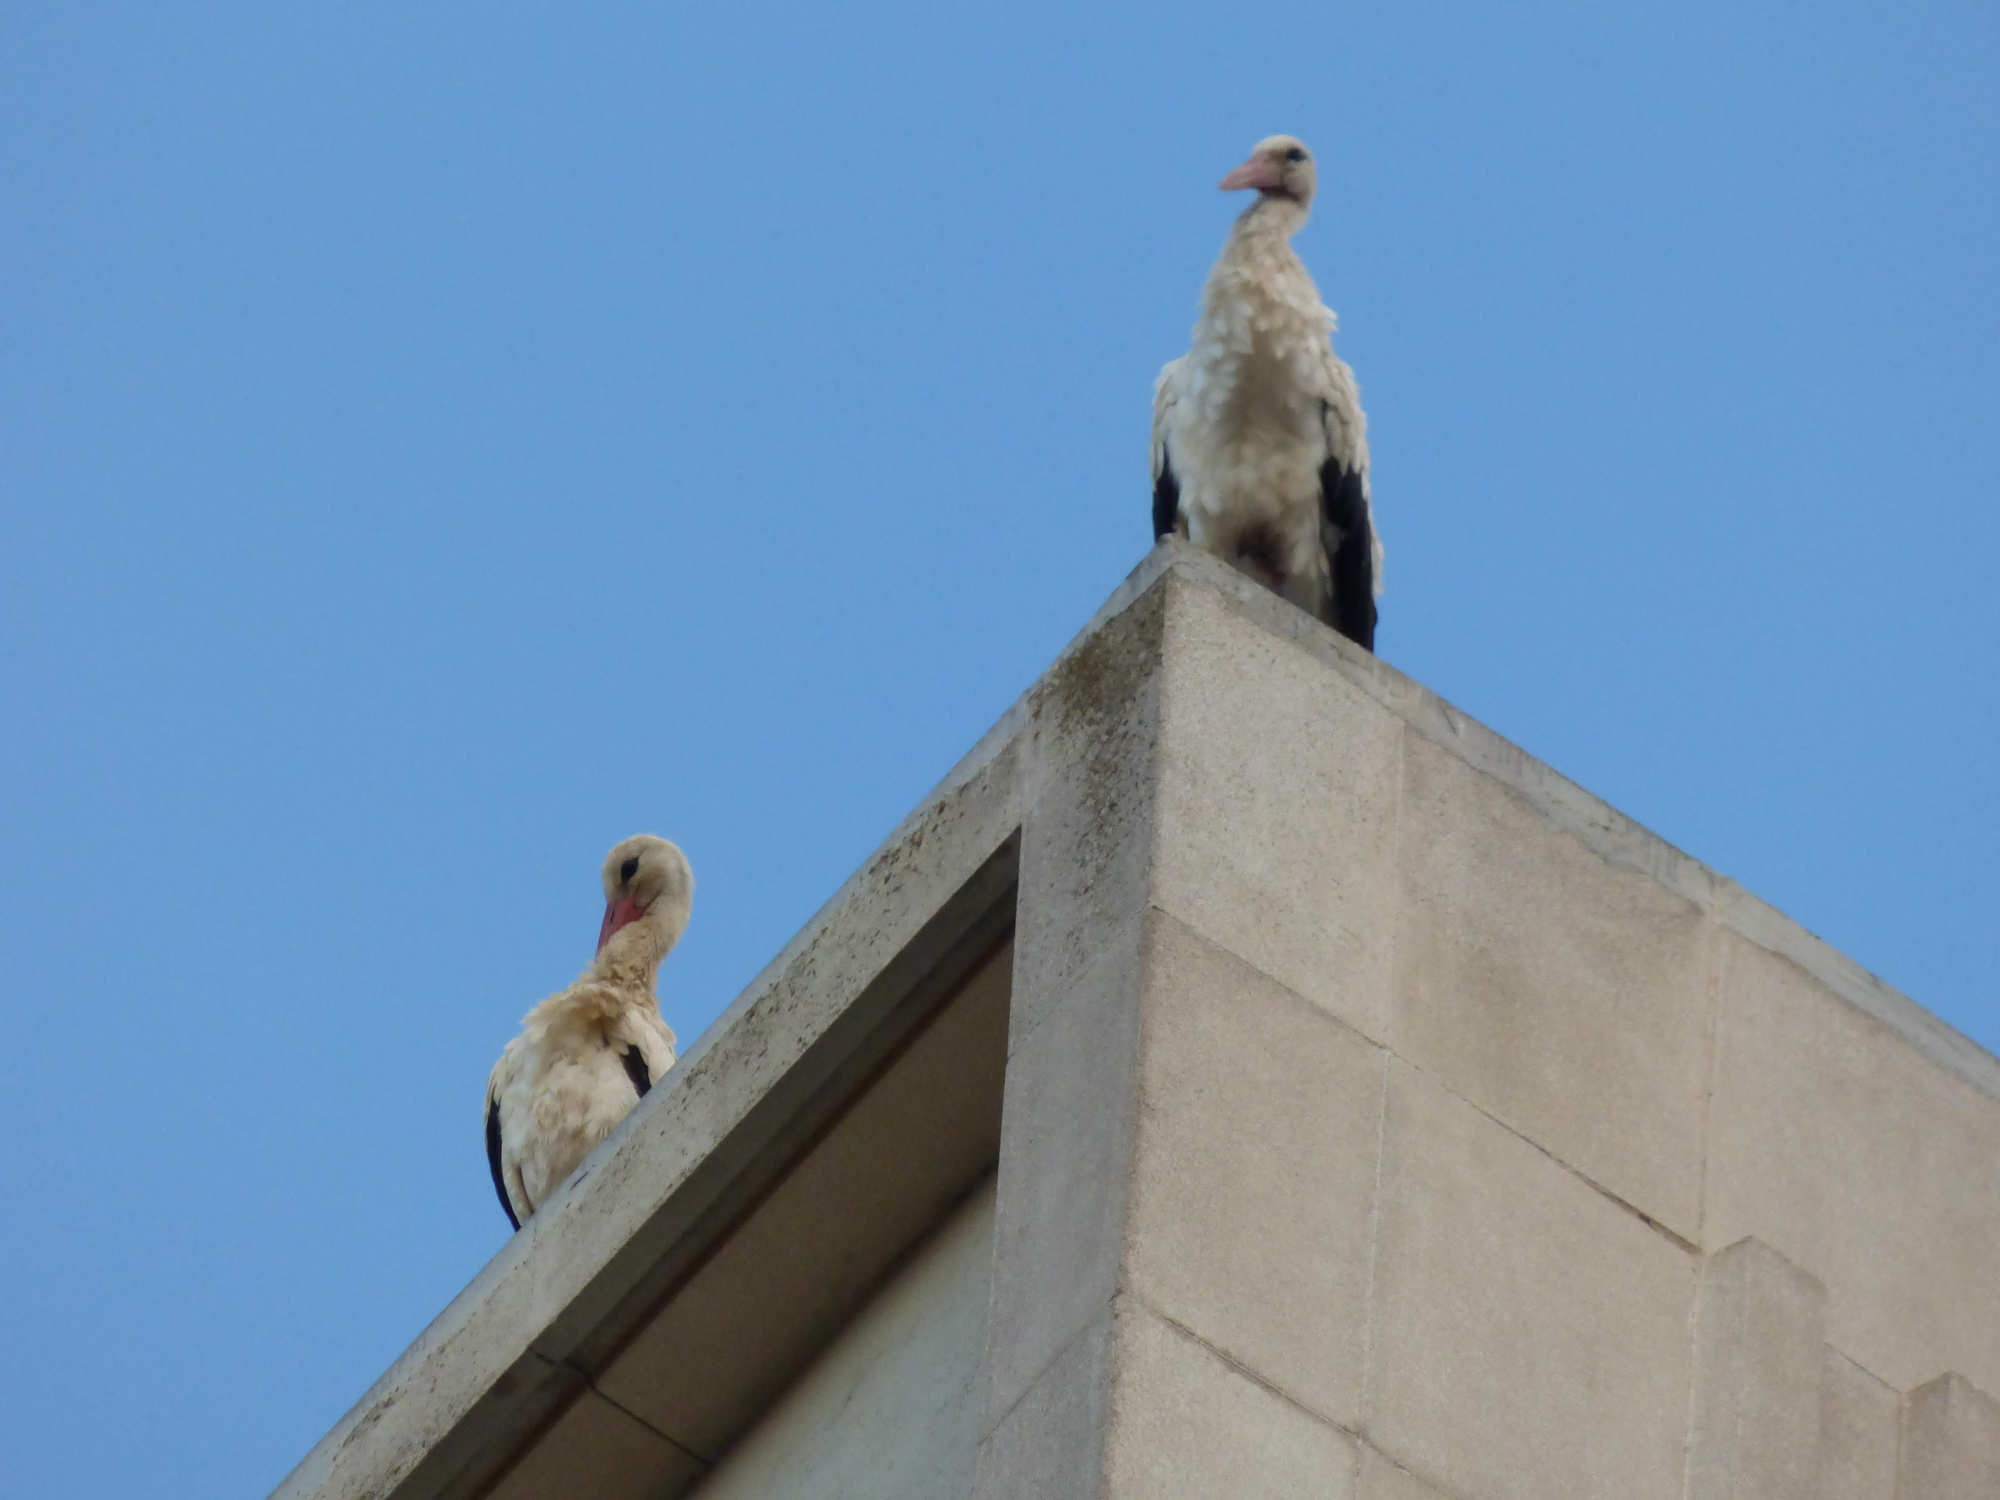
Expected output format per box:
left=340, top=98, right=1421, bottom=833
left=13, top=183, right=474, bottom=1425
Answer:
left=595, top=834, right=694, bottom=974
left=1219, top=136, right=1316, bottom=209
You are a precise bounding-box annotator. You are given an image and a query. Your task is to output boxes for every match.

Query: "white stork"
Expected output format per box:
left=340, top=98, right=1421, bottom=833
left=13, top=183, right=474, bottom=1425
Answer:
left=484, top=835, right=691, bottom=1229
left=1152, top=135, right=1382, bottom=650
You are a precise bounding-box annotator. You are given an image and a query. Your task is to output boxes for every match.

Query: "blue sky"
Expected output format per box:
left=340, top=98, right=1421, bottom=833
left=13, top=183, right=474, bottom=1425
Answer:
left=3, top=3, right=1996, bottom=1495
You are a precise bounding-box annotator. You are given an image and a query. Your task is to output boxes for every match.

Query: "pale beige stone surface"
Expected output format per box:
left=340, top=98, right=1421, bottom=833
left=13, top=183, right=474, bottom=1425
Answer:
left=1356, top=1445, right=1450, bottom=1500
left=689, top=1181, right=993, bottom=1500
left=1706, top=932, right=2000, bottom=1395
left=1367, top=1061, right=1694, bottom=1500
left=1686, top=1237, right=1827, bottom=1500
left=485, top=1390, right=704, bottom=1500
left=1152, top=580, right=1403, bottom=1044
left=972, top=1313, right=1112, bottom=1500
left=1899, top=1374, right=2000, bottom=1500
left=1123, top=911, right=1385, bottom=1428
left=1103, top=1299, right=1357, bottom=1500
left=982, top=915, right=1142, bottom=1429
left=1713, top=879, right=2000, bottom=1105
left=598, top=946, right=1009, bottom=1456
left=1393, top=730, right=1712, bottom=1239
left=1815, top=1350, right=1899, bottom=1500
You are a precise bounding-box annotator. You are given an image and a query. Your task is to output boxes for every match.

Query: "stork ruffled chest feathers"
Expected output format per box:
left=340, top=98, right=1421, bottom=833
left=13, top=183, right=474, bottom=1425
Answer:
left=1178, top=237, right=1337, bottom=530
left=508, top=982, right=656, bottom=1110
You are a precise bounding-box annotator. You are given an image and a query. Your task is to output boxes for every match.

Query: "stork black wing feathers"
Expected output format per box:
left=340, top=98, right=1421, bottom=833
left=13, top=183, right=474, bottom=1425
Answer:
left=1153, top=446, right=1181, bottom=543
left=1319, top=456, right=1377, bottom=652
left=486, top=1097, right=520, bottom=1231
left=620, top=1045, right=652, bottom=1099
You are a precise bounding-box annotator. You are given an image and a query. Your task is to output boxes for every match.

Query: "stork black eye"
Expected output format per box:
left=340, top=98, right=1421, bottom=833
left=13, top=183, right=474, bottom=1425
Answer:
left=620, top=856, right=640, bottom=885
left=1285, top=147, right=1307, bottom=162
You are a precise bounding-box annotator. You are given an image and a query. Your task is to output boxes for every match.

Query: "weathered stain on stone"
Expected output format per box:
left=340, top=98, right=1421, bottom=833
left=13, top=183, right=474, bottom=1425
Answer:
left=1039, top=585, right=1166, bottom=741
left=1033, top=585, right=1167, bottom=890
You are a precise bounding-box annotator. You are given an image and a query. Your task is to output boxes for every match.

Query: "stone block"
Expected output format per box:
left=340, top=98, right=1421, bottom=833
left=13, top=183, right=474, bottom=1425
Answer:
left=1686, top=1237, right=1828, bottom=1500
left=1705, top=933, right=2000, bottom=1395
left=1123, top=911, right=1384, bottom=1428
left=1103, top=1298, right=1357, bottom=1500
left=1713, top=879, right=2000, bottom=1104
left=982, top=916, right=1143, bottom=1429
left=973, top=1311, right=1113, bottom=1500
left=1392, top=730, right=1711, bottom=1238
left=1816, top=1350, right=1899, bottom=1500
left=1367, top=1061, right=1694, bottom=1500
left=1899, top=1374, right=2000, bottom=1500
left=1151, top=578, right=1403, bottom=1043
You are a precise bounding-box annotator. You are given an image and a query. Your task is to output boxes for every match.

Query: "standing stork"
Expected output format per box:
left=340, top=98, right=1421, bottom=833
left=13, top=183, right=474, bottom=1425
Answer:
left=484, top=835, right=691, bottom=1229
left=1152, top=135, right=1382, bottom=650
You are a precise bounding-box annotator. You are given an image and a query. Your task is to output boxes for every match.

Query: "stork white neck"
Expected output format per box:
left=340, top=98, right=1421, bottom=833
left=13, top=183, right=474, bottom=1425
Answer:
left=592, top=892, right=689, bottom=988
left=1232, top=190, right=1311, bottom=243
left=1200, top=194, right=1326, bottom=348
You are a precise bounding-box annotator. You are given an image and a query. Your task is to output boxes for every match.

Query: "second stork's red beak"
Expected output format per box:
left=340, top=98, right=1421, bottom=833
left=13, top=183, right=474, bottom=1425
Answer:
left=597, top=894, right=647, bottom=954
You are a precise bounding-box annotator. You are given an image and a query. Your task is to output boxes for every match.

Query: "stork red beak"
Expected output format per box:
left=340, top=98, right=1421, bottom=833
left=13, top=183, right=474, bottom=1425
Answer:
left=1219, top=156, right=1283, bottom=192
left=597, top=894, right=647, bottom=954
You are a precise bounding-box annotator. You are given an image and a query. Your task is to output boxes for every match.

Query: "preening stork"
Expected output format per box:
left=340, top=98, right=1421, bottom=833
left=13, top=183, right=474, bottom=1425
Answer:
left=484, top=835, right=691, bottom=1229
left=1152, top=136, right=1382, bottom=650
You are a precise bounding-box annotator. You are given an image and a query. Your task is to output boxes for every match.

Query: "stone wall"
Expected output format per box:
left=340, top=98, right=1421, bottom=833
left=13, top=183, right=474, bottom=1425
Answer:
left=977, top=547, right=2000, bottom=1500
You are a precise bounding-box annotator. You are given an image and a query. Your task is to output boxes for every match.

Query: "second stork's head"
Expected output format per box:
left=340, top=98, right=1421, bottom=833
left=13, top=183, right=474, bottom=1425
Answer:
left=1219, top=135, right=1317, bottom=221
left=594, top=834, right=694, bottom=979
